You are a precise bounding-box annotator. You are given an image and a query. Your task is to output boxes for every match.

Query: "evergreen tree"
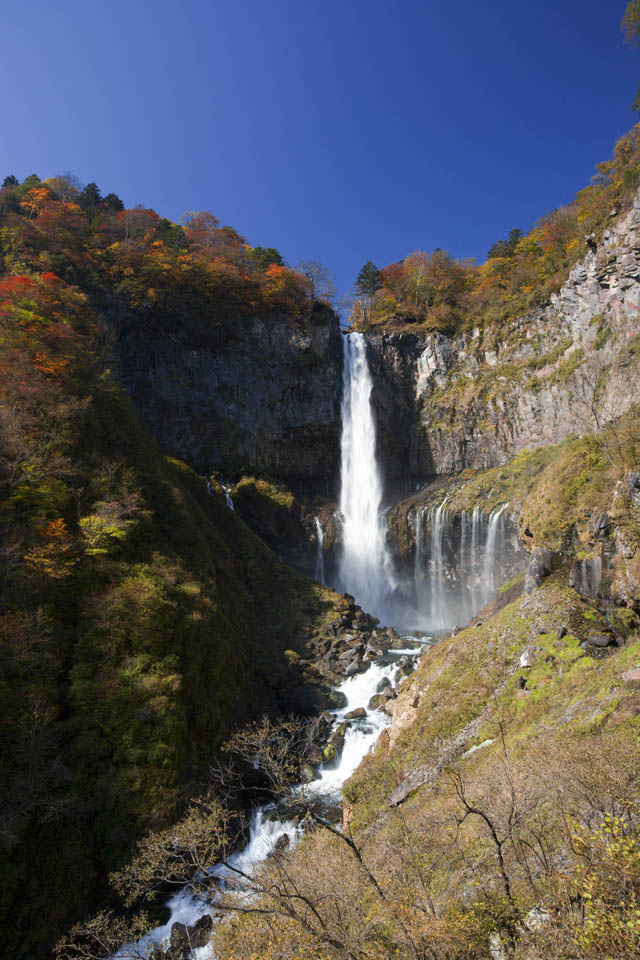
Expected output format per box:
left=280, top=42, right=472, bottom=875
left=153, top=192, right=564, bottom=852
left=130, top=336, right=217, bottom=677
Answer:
left=104, top=192, right=124, bottom=212
left=355, top=260, right=381, bottom=298
left=2, top=175, right=18, bottom=188
left=78, top=182, right=102, bottom=208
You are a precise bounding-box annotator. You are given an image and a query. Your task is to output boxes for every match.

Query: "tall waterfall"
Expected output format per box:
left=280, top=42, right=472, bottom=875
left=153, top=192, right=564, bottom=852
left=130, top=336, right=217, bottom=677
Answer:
left=338, top=333, right=395, bottom=621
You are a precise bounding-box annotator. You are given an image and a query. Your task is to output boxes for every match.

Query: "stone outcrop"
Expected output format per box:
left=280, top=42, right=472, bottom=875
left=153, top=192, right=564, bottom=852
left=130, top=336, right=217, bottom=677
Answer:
left=366, top=191, right=640, bottom=480
left=108, top=302, right=344, bottom=490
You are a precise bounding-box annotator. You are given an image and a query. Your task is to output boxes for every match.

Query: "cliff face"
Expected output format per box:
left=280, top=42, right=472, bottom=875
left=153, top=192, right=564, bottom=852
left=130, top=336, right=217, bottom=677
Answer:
left=368, top=191, right=640, bottom=480
left=109, top=302, right=344, bottom=491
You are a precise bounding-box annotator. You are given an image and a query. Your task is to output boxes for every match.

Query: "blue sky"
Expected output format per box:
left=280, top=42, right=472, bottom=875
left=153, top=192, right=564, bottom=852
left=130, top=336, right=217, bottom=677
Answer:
left=1, top=1, right=637, bottom=301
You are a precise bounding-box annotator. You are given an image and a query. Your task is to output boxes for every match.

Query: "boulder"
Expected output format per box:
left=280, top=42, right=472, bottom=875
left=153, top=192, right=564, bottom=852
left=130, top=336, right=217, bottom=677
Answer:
left=368, top=693, right=389, bottom=711
left=344, top=659, right=365, bottom=676
left=585, top=631, right=617, bottom=648
left=518, top=649, right=534, bottom=669
left=322, top=743, right=337, bottom=764
left=622, top=666, right=640, bottom=684
left=345, top=707, right=366, bottom=720
left=327, top=690, right=347, bottom=709
left=627, top=471, right=640, bottom=506
left=190, top=914, right=214, bottom=948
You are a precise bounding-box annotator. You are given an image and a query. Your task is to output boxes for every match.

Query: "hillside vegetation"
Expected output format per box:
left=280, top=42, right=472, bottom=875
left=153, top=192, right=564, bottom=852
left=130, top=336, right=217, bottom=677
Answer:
left=0, top=181, right=349, bottom=956
left=352, top=123, right=640, bottom=334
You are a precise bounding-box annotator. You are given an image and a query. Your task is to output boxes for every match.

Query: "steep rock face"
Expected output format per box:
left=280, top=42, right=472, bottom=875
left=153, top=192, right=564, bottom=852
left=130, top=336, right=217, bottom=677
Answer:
left=109, top=303, right=343, bottom=490
left=367, top=192, right=640, bottom=479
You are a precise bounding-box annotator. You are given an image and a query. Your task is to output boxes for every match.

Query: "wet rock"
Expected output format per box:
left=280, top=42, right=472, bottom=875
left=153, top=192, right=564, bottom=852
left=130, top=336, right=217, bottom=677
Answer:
left=376, top=676, right=393, bottom=694
left=327, top=690, right=347, bottom=709
left=167, top=923, right=191, bottom=960
left=274, top=833, right=290, bottom=854
left=344, top=659, right=365, bottom=676
left=569, top=554, right=603, bottom=600
left=322, top=743, right=337, bottom=763
left=627, top=471, right=640, bottom=506
left=345, top=707, right=366, bottom=719
left=301, top=762, right=316, bottom=783
left=525, top=548, right=562, bottom=593
left=368, top=693, right=389, bottom=711
left=328, top=722, right=350, bottom=751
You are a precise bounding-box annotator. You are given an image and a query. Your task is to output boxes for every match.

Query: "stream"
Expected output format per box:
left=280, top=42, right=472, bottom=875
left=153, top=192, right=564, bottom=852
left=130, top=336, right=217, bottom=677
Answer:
left=141, top=641, right=430, bottom=958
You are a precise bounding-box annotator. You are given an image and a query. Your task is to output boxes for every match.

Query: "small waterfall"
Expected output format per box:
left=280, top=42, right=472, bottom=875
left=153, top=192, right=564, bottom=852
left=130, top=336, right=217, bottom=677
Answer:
left=470, top=505, right=481, bottom=611
left=338, top=333, right=395, bottom=620
left=459, top=510, right=468, bottom=619
left=428, top=497, right=449, bottom=629
left=482, top=504, right=506, bottom=605
left=412, top=500, right=514, bottom=631
left=221, top=483, right=234, bottom=510
left=314, top=517, right=325, bottom=584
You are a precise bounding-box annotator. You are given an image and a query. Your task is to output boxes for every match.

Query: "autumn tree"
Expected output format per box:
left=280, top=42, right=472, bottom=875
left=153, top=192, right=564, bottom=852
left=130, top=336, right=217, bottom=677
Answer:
left=296, top=259, right=337, bottom=303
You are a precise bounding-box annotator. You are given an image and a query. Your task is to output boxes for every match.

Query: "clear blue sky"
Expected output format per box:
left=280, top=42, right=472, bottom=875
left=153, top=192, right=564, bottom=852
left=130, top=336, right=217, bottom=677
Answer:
left=1, top=0, right=637, bottom=301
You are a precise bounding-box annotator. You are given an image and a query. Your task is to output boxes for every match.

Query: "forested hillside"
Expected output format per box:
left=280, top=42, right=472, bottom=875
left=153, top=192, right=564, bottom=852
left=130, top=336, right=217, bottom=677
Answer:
left=0, top=176, right=350, bottom=956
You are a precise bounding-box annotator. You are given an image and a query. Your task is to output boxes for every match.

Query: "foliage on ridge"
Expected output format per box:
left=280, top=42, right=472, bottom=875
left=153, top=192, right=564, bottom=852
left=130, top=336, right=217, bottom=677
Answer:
left=351, top=122, right=640, bottom=333
left=0, top=179, right=345, bottom=956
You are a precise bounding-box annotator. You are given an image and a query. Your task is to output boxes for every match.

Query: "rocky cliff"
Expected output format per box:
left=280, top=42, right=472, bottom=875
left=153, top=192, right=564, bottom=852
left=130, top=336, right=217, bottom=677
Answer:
left=367, top=190, right=640, bottom=481
left=108, top=302, right=344, bottom=491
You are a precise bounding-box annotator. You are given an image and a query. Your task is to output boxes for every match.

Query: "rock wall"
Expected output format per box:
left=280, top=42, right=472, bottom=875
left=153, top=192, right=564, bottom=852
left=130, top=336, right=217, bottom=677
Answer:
left=109, top=302, right=344, bottom=491
left=368, top=191, right=640, bottom=480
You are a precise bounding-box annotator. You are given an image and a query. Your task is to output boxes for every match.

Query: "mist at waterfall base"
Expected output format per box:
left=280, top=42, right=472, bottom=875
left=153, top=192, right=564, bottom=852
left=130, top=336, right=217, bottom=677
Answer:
left=331, top=332, right=520, bottom=634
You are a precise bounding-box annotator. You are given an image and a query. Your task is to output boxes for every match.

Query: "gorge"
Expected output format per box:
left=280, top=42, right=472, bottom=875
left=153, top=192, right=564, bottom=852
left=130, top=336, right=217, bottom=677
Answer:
left=2, top=123, right=640, bottom=960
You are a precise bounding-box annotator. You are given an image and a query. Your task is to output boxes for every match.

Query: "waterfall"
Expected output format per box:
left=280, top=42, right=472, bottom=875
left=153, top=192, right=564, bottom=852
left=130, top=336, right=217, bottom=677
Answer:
left=314, top=517, right=325, bottom=584
left=470, top=505, right=481, bottom=611
left=459, top=510, right=470, bottom=621
left=221, top=483, right=234, bottom=510
left=482, top=504, right=506, bottom=606
left=338, top=333, right=395, bottom=621
left=428, top=498, right=448, bottom=629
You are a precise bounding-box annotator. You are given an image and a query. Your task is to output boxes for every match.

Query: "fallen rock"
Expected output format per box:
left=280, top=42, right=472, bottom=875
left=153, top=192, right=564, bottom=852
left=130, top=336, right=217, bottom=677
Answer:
left=518, top=649, right=534, bottom=669
left=344, top=707, right=366, bottom=720
left=622, top=666, right=640, bottom=684
left=368, top=693, right=389, bottom=711
left=344, top=659, right=365, bottom=676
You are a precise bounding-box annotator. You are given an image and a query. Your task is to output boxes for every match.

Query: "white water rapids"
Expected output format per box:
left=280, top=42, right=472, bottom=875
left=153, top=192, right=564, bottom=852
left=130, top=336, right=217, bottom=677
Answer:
left=138, top=654, right=416, bottom=959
